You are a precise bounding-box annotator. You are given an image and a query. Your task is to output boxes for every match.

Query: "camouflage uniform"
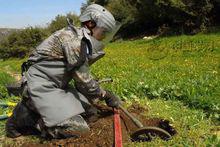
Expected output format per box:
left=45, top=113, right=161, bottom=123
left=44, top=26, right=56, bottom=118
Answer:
left=24, top=26, right=105, bottom=128
left=6, top=4, right=121, bottom=139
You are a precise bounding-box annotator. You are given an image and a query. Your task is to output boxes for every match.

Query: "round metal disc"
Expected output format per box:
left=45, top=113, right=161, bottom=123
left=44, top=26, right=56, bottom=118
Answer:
left=130, top=126, right=172, bottom=142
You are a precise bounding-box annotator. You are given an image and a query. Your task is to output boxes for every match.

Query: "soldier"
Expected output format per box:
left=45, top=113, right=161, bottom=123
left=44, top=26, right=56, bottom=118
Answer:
left=6, top=4, right=121, bottom=139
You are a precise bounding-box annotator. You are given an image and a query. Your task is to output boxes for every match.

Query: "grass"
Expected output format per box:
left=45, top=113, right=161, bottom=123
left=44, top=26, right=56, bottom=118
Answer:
left=92, top=34, right=220, bottom=121
left=125, top=99, right=219, bottom=147
left=0, top=33, right=219, bottom=146
left=0, top=58, right=26, bottom=73
left=0, top=59, right=22, bottom=139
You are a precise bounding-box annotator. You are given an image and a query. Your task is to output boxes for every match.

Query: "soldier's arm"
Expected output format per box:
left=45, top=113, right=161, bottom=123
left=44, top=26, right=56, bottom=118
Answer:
left=58, top=29, right=105, bottom=98
left=57, top=29, right=87, bottom=70
left=72, top=60, right=105, bottom=99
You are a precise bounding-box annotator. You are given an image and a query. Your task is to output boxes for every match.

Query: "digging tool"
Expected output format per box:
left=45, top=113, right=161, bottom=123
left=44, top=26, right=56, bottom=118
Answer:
left=113, top=108, right=123, bottom=147
left=119, top=105, right=172, bottom=142
left=97, top=78, right=172, bottom=142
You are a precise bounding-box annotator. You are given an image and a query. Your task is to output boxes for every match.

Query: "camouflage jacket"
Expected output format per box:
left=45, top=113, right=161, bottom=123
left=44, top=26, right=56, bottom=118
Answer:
left=28, top=27, right=104, bottom=99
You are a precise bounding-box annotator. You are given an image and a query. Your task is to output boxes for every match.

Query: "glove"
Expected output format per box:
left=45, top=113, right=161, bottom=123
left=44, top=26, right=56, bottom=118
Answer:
left=102, top=90, right=121, bottom=108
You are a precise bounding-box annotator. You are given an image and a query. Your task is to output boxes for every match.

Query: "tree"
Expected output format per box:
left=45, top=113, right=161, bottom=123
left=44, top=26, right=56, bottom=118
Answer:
left=0, top=13, right=80, bottom=59
left=0, top=27, right=47, bottom=59
left=48, top=13, right=80, bottom=33
left=87, top=0, right=217, bottom=37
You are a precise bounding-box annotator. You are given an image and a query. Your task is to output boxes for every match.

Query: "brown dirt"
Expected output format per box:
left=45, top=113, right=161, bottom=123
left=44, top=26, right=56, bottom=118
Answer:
left=22, top=104, right=177, bottom=147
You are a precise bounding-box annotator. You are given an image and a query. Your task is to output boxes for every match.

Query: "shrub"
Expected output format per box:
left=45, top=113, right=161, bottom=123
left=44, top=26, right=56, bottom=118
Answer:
left=0, top=13, right=79, bottom=59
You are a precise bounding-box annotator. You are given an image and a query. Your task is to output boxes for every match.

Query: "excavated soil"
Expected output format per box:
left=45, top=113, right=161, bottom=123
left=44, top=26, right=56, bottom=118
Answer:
left=22, top=104, right=177, bottom=147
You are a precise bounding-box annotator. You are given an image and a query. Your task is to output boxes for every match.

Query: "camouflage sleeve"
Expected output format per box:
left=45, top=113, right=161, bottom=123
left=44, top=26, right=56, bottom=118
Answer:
left=72, top=59, right=104, bottom=99
left=58, top=29, right=86, bottom=70
left=58, top=29, right=104, bottom=98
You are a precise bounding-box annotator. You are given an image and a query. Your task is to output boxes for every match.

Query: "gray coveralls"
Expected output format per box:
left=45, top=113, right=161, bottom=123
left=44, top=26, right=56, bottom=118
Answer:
left=23, top=26, right=105, bottom=131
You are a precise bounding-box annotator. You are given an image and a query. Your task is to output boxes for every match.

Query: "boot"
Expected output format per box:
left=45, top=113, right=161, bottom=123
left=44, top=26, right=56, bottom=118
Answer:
left=41, top=127, right=79, bottom=140
left=40, top=115, right=89, bottom=139
left=5, top=100, right=40, bottom=138
left=5, top=115, right=21, bottom=138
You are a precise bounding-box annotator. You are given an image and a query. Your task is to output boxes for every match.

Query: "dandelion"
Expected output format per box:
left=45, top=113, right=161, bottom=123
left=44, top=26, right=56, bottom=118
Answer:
left=170, top=117, right=174, bottom=122
left=139, top=81, right=144, bottom=85
left=212, top=70, right=218, bottom=74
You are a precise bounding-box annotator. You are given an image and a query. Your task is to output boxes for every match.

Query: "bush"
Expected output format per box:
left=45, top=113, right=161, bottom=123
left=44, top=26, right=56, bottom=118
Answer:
left=48, top=13, right=80, bottom=33
left=0, top=27, right=47, bottom=59
left=0, top=13, right=79, bottom=59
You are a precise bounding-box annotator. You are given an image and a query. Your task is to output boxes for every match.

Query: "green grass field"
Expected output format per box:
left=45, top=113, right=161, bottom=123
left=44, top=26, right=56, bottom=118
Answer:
left=0, top=34, right=219, bottom=146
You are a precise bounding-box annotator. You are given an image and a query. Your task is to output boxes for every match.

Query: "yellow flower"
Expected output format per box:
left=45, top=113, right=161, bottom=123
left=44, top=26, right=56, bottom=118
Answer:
left=212, top=70, right=218, bottom=74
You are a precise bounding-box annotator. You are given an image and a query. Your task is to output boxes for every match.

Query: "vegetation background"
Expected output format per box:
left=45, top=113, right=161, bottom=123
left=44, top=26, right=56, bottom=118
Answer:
left=1, top=0, right=220, bottom=59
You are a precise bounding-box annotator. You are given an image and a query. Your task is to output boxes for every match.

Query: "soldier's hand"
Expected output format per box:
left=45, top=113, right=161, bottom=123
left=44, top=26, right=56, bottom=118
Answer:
left=102, top=90, right=121, bottom=108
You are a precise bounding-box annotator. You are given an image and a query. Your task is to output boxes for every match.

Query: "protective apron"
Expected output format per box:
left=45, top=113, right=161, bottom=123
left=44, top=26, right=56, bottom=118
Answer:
left=25, top=26, right=105, bottom=127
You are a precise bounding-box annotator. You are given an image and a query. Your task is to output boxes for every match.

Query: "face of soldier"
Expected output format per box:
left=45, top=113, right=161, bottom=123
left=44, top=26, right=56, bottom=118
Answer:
left=92, top=26, right=108, bottom=41
left=88, top=21, right=121, bottom=46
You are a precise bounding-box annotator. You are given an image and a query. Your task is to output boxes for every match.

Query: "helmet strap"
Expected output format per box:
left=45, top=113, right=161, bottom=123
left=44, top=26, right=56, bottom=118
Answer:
left=83, top=20, right=96, bottom=29
left=82, top=20, right=97, bottom=36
